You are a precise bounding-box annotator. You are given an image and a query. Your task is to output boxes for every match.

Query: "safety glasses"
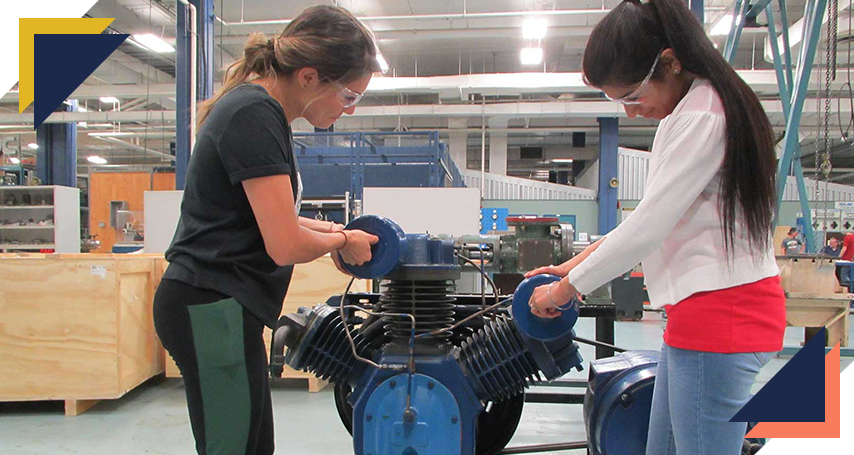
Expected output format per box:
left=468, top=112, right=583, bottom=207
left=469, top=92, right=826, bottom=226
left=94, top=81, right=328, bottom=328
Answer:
left=603, top=50, right=663, bottom=105
left=336, top=84, right=364, bottom=109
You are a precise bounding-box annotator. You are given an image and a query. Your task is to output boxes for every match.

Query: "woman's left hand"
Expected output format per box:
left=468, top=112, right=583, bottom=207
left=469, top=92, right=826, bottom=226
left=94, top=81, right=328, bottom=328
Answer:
left=331, top=250, right=356, bottom=277
left=529, top=280, right=578, bottom=319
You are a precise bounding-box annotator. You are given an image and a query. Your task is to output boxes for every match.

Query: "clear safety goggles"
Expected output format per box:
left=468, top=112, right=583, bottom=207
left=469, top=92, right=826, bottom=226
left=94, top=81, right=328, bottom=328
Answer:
left=603, top=50, right=663, bottom=105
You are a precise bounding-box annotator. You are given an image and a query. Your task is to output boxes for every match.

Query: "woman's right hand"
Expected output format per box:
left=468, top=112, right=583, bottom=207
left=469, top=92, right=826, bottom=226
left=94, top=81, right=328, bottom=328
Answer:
left=524, top=262, right=571, bottom=279
left=338, top=229, right=379, bottom=266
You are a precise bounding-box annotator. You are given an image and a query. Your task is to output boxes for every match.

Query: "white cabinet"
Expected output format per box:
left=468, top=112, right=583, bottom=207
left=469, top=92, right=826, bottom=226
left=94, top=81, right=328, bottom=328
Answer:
left=0, top=185, right=80, bottom=253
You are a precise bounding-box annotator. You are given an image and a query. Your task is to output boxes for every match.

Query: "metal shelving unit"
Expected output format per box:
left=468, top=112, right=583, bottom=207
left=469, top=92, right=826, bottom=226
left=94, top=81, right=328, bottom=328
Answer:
left=0, top=186, right=79, bottom=253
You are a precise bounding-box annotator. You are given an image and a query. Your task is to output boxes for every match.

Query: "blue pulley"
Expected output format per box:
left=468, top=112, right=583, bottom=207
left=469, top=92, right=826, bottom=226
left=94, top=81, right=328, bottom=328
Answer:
left=339, top=215, right=405, bottom=279
left=511, top=274, right=580, bottom=341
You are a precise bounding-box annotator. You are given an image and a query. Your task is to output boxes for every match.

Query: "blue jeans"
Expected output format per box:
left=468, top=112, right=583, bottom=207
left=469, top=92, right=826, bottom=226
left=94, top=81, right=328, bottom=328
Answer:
left=645, top=342, right=774, bottom=455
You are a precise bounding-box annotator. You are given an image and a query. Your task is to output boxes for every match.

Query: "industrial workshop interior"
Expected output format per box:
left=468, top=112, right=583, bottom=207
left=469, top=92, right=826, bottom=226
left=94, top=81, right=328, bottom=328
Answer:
left=1, top=0, right=852, bottom=454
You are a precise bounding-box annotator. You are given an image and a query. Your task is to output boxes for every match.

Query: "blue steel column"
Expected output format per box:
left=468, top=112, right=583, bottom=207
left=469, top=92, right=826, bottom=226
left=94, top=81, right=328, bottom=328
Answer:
left=724, top=0, right=752, bottom=62
left=597, top=118, right=619, bottom=235
left=688, top=0, right=703, bottom=22
left=176, top=0, right=214, bottom=190
left=35, top=101, right=77, bottom=187
left=766, top=4, right=816, bottom=251
left=775, top=0, right=827, bottom=252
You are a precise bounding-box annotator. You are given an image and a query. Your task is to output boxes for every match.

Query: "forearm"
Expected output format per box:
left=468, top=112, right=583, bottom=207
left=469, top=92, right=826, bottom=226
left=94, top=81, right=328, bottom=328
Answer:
left=565, top=237, right=605, bottom=271
left=299, top=216, right=338, bottom=233
left=284, top=227, right=347, bottom=264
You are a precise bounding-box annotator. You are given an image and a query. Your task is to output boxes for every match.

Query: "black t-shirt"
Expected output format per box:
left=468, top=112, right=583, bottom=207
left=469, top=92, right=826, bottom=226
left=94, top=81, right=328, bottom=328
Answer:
left=164, top=84, right=301, bottom=328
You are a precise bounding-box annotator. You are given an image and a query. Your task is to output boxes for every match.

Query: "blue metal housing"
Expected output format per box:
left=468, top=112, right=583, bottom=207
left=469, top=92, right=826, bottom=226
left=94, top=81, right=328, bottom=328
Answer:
left=352, top=354, right=482, bottom=455
left=341, top=215, right=459, bottom=280
left=584, top=351, right=660, bottom=455
left=294, top=131, right=464, bottom=219
left=511, top=274, right=580, bottom=342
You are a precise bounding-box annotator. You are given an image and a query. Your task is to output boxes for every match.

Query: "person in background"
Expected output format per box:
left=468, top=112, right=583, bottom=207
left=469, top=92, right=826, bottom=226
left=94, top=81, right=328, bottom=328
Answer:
left=153, top=6, right=381, bottom=455
left=525, top=1, right=785, bottom=454
left=820, top=237, right=842, bottom=257
left=781, top=227, right=804, bottom=256
left=839, top=231, right=854, bottom=260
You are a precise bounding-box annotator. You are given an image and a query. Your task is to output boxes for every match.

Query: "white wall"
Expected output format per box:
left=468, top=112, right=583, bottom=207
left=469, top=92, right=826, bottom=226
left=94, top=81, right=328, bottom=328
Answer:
left=363, top=187, right=480, bottom=236
left=144, top=191, right=183, bottom=254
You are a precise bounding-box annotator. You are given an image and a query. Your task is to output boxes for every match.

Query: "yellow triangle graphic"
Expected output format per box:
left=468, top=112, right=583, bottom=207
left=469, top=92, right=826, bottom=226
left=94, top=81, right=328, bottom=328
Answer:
left=19, top=18, right=115, bottom=113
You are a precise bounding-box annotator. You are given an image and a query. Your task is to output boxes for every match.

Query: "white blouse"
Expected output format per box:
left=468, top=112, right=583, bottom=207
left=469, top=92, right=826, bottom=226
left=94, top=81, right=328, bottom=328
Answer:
left=567, top=78, right=779, bottom=309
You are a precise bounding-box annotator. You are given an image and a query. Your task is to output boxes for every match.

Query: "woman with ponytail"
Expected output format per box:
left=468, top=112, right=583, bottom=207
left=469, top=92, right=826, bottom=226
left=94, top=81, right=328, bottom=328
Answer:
left=526, top=0, right=785, bottom=452
left=153, top=6, right=382, bottom=454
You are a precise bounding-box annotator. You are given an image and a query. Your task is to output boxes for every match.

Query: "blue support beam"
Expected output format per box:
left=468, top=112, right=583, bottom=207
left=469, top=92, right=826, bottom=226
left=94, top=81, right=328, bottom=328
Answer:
left=35, top=101, right=77, bottom=187
left=688, top=0, right=703, bottom=22
left=778, top=0, right=795, bottom=91
left=766, top=4, right=817, bottom=251
left=597, top=118, right=619, bottom=235
left=747, top=0, right=774, bottom=19
left=724, top=0, right=752, bottom=62
left=775, top=0, right=827, bottom=253
left=175, top=0, right=214, bottom=190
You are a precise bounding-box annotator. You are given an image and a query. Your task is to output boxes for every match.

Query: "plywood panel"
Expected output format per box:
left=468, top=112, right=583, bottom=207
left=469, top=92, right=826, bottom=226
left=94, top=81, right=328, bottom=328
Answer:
left=151, top=173, right=176, bottom=191
left=90, top=172, right=152, bottom=254
left=0, top=258, right=120, bottom=399
left=283, top=255, right=370, bottom=311
left=118, top=271, right=158, bottom=394
left=777, top=257, right=842, bottom=294
left=0, top=256, right=164, bottom=406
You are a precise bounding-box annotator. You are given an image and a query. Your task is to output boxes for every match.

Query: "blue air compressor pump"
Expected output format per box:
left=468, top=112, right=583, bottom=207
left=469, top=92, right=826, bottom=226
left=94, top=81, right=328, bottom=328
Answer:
left=271, top=215, right=658, bottom=455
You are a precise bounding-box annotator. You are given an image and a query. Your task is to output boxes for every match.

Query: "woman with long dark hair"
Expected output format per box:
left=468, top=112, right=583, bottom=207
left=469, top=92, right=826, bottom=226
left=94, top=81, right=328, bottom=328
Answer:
left=153, top=5, right=381, bottom=454
left=527, top=0, right=785, bottom=453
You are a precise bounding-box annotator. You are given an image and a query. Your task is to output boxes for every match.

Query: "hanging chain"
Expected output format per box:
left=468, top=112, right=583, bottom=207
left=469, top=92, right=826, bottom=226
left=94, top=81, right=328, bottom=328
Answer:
left=815, top=9, right=824, bottom=207
left=822, top=0, right=839, bottom=228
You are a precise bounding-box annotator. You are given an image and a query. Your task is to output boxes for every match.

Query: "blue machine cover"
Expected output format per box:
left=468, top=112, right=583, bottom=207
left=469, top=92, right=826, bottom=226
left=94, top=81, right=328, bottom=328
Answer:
left=511, top=274, right=580, bottom=341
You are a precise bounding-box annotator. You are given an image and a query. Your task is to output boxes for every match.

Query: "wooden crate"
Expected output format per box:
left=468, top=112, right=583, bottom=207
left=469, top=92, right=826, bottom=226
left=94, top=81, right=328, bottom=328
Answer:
left=777, top=257, right=851, bottom=347
left=785, top=293, right=850, bottom=347
left=0, top=254, right=166, bottom=415
left=165, top=254, right=369, bottom=393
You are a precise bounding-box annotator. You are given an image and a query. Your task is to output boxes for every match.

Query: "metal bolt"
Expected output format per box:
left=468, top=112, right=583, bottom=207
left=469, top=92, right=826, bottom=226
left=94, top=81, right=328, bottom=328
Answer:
left=428, top=381, right=435, bottom=389
left=390, top=380, right=396, bottom=389
left=403, top=408, right=416, bottom=423
left=451, top=416, right=458, bottom=424
left=366, top=414, right=372, bottom=421
left=621, top=394, right=629, bottom=401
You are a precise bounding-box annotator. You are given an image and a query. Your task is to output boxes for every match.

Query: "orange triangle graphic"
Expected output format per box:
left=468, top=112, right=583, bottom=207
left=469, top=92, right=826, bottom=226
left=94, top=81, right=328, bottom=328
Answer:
left=746, top=343, right=841, bottom=439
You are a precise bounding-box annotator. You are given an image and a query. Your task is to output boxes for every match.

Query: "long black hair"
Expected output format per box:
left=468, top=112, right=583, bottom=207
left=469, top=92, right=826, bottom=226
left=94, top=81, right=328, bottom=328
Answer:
left=583, top=0, right=777, bottom=256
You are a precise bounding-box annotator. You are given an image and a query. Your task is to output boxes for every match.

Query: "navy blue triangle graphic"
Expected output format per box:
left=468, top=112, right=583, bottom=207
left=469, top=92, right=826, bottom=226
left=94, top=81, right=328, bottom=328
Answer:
left=731, top=327, right=826, bottom=423
left=34, top=33, right=129, bottom=128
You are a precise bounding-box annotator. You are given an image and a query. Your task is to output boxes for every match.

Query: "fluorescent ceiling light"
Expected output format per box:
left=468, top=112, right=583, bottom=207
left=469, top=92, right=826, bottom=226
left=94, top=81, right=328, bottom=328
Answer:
left=100, top=96, right=120, bottom=104
left=710, top=14, right=741, bottom=36
left=551, top=158, right=574, bottom=163
left=87, top=156, right=108, bottom=164
left=9, top=157, right=20, bottom=164
left=88, top=132, right=134, bottom=137
left=376, top=52, right=389, bottom=74
left=132, top=33, right=175, bottom=53
left=520, top=47, right=544, bottom=65
left=27, top=143, right=38, bottom=149
left=522, top=18, right=548, bottom=40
